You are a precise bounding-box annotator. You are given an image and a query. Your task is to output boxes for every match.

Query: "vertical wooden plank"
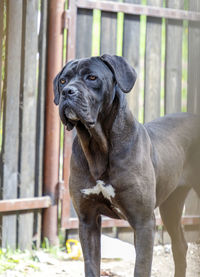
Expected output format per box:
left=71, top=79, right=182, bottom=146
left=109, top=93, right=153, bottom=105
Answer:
left=0, top=0, right=5, bottom=247
left=34, top=0, right=48, bottom=248
left=123, top=0, right=141, bottom=120
left=144, top=0, right=163, bottom=230
left=76, top=8, right=93, bottom=58
left=66, top=0, right=77, bottom=61
left=100, top=0, right=118, bottom=55
left=0, top=0, right=4, bottom=112
left=185, top=0, right=200, bottom=242
left=18, top=0, right=38, bottom=250
left=1, top=0, right=23, bottom=249
left=144, top=0, right=163, bottom=123
left=187, top=0, right=200, bottom=114
left=165, top=0, right=184, bottom=114
left=64, top=6, right=93, bottom=222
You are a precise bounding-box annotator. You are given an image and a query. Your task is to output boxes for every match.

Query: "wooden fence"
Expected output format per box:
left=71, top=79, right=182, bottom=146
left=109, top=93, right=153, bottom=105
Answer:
left=0, top=0, right=48, bottom=249
left=0, top=0, right=200, bottom=249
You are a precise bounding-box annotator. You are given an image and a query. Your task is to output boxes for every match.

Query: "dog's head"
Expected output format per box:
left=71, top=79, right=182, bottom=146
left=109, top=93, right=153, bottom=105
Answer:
left=53, top=54, right=137, bottom=131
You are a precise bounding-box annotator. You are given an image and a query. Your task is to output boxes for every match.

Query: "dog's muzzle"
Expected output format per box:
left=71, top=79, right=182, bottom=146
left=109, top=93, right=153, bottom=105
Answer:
left=59, top=101, right=96, bottom=131
left=58, top=102, right=77, bottom=130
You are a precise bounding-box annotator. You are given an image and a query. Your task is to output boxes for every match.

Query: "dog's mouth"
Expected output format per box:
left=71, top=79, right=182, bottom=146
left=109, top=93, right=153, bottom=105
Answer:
left=60, top=104, right=96, bottom=131
left=64, top=109, right=79, bottom=122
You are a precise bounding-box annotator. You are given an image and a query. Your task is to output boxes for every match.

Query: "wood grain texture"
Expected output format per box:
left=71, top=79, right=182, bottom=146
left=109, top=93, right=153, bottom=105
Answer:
left=187, top=0, right=200, bottom=114
left=18, top=0, right=38, bottom=250
left=0, top=0, right=4, bottom=115
left=144, top=0, right=163, bottom=122
left=1, top=0, right=23, bottom=248
left=100, top=0, right=118, bottom=55
left=165, top=0, right=184, bottom=114
left=185, top=0, right=200, bottom=240
left=76, top=8, right=93, bottom=58
left=34, top=0, right=48, bottom=249
left=123, top=0, right=141, bottom=120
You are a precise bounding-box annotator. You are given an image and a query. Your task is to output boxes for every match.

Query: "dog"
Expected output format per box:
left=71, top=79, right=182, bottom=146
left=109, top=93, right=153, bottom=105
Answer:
left=54, top=54, right=200, bottom=277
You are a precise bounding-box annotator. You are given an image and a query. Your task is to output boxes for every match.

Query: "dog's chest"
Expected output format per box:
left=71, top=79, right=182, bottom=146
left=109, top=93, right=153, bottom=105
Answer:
left=81, top=180, right=126, bottom=219
left=81, top=180, right=115, bottom=201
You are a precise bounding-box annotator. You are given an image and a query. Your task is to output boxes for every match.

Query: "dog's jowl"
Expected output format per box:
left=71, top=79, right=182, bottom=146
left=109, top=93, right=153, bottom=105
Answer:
left=54, top=54, right=200, bottom=277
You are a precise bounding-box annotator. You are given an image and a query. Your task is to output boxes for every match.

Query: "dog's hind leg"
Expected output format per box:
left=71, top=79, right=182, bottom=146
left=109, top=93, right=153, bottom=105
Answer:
left=159, top=186, right=190, bottom=277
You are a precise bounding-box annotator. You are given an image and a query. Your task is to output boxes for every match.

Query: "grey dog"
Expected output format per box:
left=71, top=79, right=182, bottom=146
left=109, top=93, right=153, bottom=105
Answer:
left=54, top=54, right=200, bottom=277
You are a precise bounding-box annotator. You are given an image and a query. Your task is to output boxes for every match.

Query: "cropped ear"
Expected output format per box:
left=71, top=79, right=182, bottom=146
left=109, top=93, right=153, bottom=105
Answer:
left=100, top=54, right=137, bottom=93
left=53, top=72, right=60, bottom=105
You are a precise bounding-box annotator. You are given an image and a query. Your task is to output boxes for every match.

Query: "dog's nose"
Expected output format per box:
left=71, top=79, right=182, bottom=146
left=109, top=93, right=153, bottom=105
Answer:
left=62, top=86, right=76, bottom=97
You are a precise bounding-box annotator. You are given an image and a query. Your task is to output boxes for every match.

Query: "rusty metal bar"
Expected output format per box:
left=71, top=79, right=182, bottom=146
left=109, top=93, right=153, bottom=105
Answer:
left=43, top=0, right=65, bottom=245
left=76, top=0, right=200, bottom=22
left=60, top=0, right=76, bottom=229
left=62, top=216, right=200, bottom=229
left=0, top=197, right=51, bottom=213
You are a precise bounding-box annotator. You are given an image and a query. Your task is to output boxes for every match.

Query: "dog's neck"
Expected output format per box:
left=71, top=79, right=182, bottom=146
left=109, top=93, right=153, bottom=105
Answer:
left=76, top=120, right=108, bottom=180
left=76, top=89, right=136, bottom=181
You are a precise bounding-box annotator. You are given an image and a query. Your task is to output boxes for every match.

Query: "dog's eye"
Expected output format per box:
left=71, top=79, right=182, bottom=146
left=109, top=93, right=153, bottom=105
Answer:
left=60, top=78, right=66, bottom=84
left=87, top=75, right=97, bottom=81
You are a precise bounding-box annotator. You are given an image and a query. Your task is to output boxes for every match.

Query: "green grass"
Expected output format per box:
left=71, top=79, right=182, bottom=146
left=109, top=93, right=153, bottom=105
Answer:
left=0, top=238, right=65, bottom=274
left=0, top=248, right=39, bottom=274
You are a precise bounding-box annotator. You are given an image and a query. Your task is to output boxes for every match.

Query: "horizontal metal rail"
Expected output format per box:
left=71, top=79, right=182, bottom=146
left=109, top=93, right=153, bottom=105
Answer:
left=0, top=196, right=52, bottom=212
left=76, top=0, right=200, bottom=22
left=63, top=215, right=200, bottom=229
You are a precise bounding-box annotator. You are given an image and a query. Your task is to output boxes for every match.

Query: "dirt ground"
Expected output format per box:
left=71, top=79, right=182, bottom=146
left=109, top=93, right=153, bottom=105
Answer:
left=1, top=243, right=200, bottom=276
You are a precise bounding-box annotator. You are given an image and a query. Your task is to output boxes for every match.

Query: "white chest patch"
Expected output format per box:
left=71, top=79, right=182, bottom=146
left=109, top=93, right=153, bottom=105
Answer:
left=81, top=180, right=115, bottom=201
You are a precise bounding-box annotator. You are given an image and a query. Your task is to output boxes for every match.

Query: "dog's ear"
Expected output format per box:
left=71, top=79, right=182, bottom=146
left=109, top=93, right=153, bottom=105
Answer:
left=100, top=54, right=137, bottom=93
left=53, top=72, right=61, bottom=105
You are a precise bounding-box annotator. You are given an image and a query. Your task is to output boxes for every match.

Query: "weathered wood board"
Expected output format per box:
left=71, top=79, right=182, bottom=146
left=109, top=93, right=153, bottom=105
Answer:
left=165, top=0, right=184, bottom=114
left=123, top=0, right=141, bottom=120
left=1, top=0, right=23, bottom=249
left=144, top=0, right=163, bottom=123
left=18, top=0, right=38, bottom=250
left=100, top=0, right=118, bottom=55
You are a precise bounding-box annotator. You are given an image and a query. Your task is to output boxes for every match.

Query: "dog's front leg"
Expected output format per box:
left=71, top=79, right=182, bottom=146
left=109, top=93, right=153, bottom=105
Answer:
left=133, top=215, right=156, bottom=277
left=79, top=214, right=102, bottom=277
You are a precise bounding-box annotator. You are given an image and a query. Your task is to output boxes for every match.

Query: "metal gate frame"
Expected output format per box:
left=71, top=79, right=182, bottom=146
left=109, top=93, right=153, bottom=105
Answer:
left=59, top=0, right=200, bottom=231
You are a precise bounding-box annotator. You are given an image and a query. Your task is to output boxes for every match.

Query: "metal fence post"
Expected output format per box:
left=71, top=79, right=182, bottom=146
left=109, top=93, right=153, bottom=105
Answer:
left=43, top=0, right=65, bottom=245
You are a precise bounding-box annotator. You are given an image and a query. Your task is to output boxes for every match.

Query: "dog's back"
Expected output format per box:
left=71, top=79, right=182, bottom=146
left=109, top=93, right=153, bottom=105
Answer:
left=145, top=112, right=200, bottom=202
